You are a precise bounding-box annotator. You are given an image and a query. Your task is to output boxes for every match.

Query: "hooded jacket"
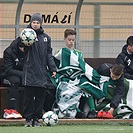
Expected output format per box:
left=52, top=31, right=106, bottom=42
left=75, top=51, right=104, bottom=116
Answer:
left=96, top=63, right=125, bottom=109
left=116, top=44, right=133, bottom=80
left=22, top=25, right=57, bottom=87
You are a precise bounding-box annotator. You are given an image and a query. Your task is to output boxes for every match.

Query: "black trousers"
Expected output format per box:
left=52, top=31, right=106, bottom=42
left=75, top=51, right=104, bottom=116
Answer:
left=23, top=86, right=45, bottom=121
left=4, top=76, right=21, bottom=110
left=43, top=88, right=56, bottom=112
left=43, top=78, right=56, bottom=112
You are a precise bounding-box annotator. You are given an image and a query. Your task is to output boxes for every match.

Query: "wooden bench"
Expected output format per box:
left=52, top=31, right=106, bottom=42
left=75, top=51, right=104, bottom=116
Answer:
left=0, top=58, right=116, bottom=118
left=84, top=58, right=116, bottom=69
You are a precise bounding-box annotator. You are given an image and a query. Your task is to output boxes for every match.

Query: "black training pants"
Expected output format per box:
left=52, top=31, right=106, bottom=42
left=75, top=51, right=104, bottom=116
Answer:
left=4, top=76, right=21, bottom=110
left=23, top=86, right=45, bottom=121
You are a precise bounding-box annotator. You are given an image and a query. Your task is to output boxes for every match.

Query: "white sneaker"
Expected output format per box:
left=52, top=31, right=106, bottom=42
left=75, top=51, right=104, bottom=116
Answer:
left=10, top=109, right=22, bottom=119
left=3, top=109, right=14, bottom=119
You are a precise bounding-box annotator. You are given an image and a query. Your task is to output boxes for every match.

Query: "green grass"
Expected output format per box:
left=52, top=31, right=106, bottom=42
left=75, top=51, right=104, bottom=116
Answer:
left=0, top=124, right=133, bottom=133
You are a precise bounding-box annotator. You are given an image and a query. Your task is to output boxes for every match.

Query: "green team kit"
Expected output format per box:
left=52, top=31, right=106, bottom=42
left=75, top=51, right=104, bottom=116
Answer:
left=50, top=48, right=133, bottom=119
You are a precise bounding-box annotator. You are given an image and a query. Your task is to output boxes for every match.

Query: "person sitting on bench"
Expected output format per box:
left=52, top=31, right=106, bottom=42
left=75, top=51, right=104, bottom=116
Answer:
left=2, top=37, right=24, bottom=119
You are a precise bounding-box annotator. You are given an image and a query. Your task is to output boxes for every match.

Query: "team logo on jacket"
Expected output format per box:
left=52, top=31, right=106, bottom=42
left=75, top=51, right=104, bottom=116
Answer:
left=127, top=59, right=131, bottom=66
left=44, top=37, right=48, bottom=42
left=35, top=38, right=38, bottom=41
left=15, top=58, right=19, bottom=65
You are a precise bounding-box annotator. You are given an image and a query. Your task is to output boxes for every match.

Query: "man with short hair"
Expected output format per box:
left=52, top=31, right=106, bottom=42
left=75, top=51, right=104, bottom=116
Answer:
left=116, top=36, right=133, bottom=80
left=51, top=29, right=111, bottom=119
left=96, top=63, right=125, bottom=117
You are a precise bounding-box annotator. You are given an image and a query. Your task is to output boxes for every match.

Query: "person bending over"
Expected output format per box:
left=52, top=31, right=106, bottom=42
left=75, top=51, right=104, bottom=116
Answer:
left=96, top=63, right=125, bottom=118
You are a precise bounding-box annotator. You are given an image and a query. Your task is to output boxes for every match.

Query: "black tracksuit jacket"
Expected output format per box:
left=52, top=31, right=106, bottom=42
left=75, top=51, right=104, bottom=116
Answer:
left=116, top=44, right=133, bottom=80
left=22, top=25, right=57, bottom=87
left=3, top=37, right=24, bottom=78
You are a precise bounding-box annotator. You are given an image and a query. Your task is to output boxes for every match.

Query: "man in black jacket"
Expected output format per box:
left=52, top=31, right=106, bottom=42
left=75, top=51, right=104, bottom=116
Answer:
left=22, top=13, right=57, bottom=127
left=96, top=63, right=125, bottom=118
left=3, top=37, right=24, bottom=119
left=116, top=36, right=133, bottom=80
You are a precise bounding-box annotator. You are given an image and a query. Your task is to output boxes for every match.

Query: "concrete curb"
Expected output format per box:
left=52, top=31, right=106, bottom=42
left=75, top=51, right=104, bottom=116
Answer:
left=0, top=119, right=133, bottom=125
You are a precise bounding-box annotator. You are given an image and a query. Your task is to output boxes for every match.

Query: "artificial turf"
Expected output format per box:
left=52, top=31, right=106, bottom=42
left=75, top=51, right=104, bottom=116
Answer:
left=0, top=124, right=133, bottom=133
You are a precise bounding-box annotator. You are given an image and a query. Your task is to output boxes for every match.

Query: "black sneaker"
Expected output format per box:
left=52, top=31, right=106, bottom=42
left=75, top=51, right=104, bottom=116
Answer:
left=76, top=111, right=86, bottom=119
left=32, top=119, right=42, bottom=127
left=25, top=120, right=32, bottom=127
left=87, top=110, right=97, bottom=119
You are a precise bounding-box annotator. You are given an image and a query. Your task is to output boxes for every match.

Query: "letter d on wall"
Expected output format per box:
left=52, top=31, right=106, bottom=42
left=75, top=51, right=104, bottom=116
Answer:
left=24, top=14, right=31, bottom=23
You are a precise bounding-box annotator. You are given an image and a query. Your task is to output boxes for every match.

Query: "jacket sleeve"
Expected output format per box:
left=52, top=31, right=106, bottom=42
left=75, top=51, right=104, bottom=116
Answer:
left=110, top=76, right=125, bottom=109
left=47, top=37, right=57, bottom=72
left=116, top=54, right=133, bottom=79
left=124, top=73, right=133, bottom=80
left=3, top=50, right=23, bottom=78
left=116, top=54, right=125, bottom=66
